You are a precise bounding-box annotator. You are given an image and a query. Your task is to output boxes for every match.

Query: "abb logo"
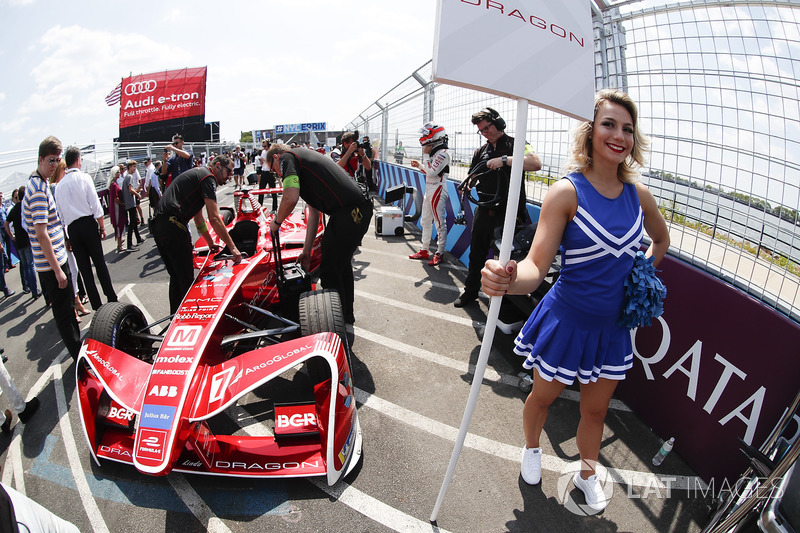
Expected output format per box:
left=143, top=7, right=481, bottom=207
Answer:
left=108, top=406, right=134, bottom=421
left=277, top=413, right=318, bottom=428
left=148, top=385, right=178, bottom=398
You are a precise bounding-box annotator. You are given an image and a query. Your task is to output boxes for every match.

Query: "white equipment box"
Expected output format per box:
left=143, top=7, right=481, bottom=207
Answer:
left=375, top=206, right=404, bottom=236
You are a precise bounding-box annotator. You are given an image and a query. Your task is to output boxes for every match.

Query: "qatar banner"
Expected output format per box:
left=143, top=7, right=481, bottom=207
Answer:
left=433, top=0, right=594, bottom=121
left=120, top=67, right=207, bottom=129
left=618, top=256, right=800, bottom=483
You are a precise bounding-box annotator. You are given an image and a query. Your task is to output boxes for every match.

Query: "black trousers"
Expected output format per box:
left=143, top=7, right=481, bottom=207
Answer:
left=38, top=262, right=81, bottom=359
left=464, top=207, right=505, bottom=295
left=151, top=215, right=194, bottom=314
left=148, top=188, right=160, bottom=217
left=319, top=200, right=373, bottom=324
left=68, top=216, right=118, bottom=310
left=127, top=207, right=142, bottom=247
left=258, top=171, right=278, bottom=211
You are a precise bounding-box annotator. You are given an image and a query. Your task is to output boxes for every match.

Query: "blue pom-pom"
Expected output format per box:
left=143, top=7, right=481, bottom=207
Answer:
left=618, top=251, right=667, bottom=329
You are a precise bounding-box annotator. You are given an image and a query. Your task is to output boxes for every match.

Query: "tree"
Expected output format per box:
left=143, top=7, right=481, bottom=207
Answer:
left=239, top=131, right=253, bottom=143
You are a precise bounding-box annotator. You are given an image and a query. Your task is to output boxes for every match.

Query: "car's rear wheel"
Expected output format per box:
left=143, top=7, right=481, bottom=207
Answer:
left=88, top=302, right=153, bottom=363
left=298, top=289, right=350, bottom=381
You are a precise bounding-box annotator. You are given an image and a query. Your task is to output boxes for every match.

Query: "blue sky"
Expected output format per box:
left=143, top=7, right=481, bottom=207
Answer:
left=0, top=0, right=435, bottom=150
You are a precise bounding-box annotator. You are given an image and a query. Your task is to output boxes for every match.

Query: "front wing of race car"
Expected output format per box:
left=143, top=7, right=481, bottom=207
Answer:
left=76, top=332, right=361, bottom=486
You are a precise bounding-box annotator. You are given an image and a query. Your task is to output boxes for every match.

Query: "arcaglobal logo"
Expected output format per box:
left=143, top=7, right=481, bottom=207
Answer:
left=556, top=461, right=614, bottom=516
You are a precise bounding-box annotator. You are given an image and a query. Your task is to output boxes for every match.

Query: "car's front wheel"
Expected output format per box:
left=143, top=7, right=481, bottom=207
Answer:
left=88, top=302, right=154, bottom=363
left=298, top=289, right=350, bottom=380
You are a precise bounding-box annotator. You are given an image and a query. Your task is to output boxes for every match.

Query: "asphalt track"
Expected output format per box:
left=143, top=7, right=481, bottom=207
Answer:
left=0, top=182, right=714, bottom=532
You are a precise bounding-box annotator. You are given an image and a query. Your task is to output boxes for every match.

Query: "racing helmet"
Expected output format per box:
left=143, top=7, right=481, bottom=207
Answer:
left=418, top=122, right=448, bottom=148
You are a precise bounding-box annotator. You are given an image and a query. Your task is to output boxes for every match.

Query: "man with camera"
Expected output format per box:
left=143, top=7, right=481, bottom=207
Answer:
left=334, top=131, right=372, bottom=184
left=164, top=133, right=193, bottom=189
left=454, top=107, right=541, bottom=308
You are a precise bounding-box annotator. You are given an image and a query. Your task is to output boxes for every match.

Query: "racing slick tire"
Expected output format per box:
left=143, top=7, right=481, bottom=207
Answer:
left=88, top=302, right=153, bottom=363
left=298, top=289, right=350, bottom=381
left=220, top=206, right=235, bottom=226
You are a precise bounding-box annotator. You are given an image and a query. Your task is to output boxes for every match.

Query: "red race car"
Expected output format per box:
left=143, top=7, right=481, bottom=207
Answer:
left=76, top=188, right=362, bottom=485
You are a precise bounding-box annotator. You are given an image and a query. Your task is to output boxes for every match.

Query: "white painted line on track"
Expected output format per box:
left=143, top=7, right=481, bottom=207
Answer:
left=27, top=352, right=69, bottom=399
left=355, top=290, right=477, bottom=327
left=354, top=387, right=703, bottom=491
left=1, top=443, right=12, bottom=487
left=308, top=477, right=452, bottom=533
left=354, top=326, right=632, bottom=412
left=355, top=326, right=514, bottom=384
left=54, top=359, right=110, bottom=533
left=357, top=246, right=468, bottom=273
left=10, top=433, right=25, bottom=495
left=167, top=474, right=233, bottom=533
left=3, top=351, right=71, bottom=493
left=357, top=267, right=465, bottom=295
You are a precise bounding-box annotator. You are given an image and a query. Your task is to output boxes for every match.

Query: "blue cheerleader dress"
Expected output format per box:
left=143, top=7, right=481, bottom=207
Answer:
left=514, top=173, right=643, bottom=385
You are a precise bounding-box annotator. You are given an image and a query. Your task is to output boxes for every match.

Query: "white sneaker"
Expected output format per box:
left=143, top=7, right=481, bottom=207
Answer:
left=572, top=472, right=609, bottom=511
left=520, top=447, right=541, bottom=485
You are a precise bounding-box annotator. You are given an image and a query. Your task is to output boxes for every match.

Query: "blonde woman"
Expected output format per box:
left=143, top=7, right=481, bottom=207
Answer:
left=107, top=167, right=126, bottom=252
left=481, top=89, right=669, bottom=511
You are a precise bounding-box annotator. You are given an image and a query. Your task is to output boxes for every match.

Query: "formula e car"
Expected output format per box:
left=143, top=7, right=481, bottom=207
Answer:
left=76, top=188, right=362, bottom=485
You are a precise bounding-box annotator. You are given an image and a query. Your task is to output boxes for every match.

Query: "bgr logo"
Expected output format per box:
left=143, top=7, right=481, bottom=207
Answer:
left=556, top=461, right=613, bottom=516
left=125, top=80, right=157, bottom=95
left=108, top=406, right=134, bottom=421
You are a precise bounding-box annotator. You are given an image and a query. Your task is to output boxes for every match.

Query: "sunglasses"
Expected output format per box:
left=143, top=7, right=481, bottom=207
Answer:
left=47, top=156, right=62, bottom=165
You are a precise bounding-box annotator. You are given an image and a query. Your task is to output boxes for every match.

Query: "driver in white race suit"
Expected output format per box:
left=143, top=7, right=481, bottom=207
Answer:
left=409, top=122, right=451, bottom=266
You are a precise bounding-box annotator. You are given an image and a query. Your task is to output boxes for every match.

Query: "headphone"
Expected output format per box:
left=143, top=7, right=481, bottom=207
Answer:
left=478, top=107, right=506, bottom=131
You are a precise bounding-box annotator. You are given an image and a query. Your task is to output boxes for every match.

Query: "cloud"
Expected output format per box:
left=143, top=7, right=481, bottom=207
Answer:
left=1, top=116, right=30, bottom=136
left=21, top=24, right=191, bottom=115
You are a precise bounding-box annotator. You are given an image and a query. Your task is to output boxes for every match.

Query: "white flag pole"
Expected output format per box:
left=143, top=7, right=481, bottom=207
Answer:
left=431, top=97, right=530, bottom=523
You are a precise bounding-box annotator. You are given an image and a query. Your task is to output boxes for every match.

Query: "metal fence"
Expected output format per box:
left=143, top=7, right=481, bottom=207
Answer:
left=346, top=0, right=800, bottom=322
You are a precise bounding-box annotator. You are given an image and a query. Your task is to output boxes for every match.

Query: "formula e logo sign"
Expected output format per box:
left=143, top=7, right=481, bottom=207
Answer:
left=166, top=325, right=202, bottom=347
left=125, top=80, right=157, bottom=95
left=137, top=429, right=167, bottom=462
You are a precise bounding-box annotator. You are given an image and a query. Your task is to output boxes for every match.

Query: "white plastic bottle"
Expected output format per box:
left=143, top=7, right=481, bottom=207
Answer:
left=652, top=437, right=675, bottom=466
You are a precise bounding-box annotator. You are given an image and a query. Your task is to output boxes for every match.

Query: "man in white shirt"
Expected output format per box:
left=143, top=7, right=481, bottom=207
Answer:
left=258, top=139, right=277, bottom=211
left=54, top=146, right=118, bottom=311
left=145, top=157, right=162, bottom=221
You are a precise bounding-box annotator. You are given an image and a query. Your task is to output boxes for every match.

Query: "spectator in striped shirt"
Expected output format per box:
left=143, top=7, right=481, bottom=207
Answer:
left=22, top=136, right=81, bottom=359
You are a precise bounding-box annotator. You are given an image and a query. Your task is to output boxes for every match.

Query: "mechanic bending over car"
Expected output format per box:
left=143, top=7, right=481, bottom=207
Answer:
left=266, top=144, right=373, bottom=325
left=151, top=154, right=242, bottom=314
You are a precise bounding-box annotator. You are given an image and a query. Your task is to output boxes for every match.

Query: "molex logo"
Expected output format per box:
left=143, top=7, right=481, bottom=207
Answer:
left=125, top=80, right=157, bottom=95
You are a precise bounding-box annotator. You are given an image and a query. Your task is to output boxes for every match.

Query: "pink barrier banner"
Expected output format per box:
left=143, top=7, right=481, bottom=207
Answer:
left=618, top=255, right=800, bottom=483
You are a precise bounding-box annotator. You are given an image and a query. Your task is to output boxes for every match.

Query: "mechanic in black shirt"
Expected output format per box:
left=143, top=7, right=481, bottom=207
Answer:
left=455, top=107, right=542, bottom=308
left=266, top=144, right=373, bottom=324
left=151, top=154, right=242, bottom=314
